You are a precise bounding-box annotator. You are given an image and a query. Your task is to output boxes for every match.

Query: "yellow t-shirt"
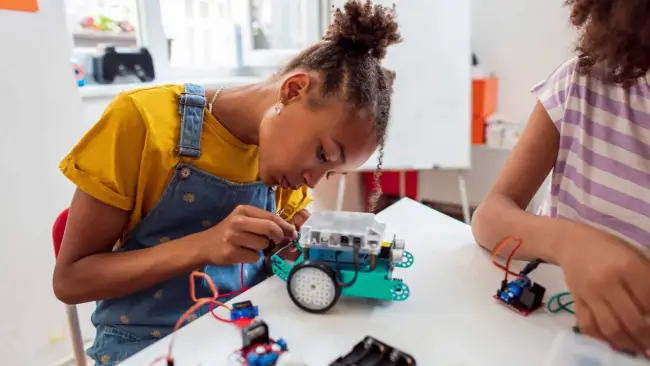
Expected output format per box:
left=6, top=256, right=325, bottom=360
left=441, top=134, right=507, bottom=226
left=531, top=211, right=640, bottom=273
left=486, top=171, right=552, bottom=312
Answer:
left=60, top=84, right=311, bottom=235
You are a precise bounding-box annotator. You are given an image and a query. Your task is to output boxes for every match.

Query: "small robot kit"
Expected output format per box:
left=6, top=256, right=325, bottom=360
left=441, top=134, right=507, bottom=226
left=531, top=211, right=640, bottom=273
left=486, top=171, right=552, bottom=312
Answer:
left=330, top=336, right=416, bottom=366
left=271, top=211, right=414, bottom=313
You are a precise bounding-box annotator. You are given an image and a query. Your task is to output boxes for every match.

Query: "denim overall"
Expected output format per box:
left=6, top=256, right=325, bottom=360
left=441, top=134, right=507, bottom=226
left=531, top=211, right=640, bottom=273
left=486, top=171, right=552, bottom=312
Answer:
left=86, top=84, right=274, bottom=365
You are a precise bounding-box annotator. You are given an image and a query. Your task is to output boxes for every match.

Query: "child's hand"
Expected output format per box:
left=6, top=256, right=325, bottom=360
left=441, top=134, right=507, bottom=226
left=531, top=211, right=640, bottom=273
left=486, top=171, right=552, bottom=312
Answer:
left=557, top=230, right=650, bottom=354
left=291, top=209, right=311, bottom=230
left=198, top=205, right=297, bottom=265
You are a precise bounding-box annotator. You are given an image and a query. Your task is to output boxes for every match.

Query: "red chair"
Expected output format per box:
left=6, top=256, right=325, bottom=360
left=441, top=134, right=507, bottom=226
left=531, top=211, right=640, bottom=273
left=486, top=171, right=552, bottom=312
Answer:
left=53, top=208, right=87, bottom=366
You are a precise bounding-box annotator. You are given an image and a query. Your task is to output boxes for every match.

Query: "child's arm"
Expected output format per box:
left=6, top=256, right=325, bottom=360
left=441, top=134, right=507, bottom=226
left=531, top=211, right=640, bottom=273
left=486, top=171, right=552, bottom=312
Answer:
left=471, top=102, right=608, bottom=263
left=53, top=189, right=210, bottom=304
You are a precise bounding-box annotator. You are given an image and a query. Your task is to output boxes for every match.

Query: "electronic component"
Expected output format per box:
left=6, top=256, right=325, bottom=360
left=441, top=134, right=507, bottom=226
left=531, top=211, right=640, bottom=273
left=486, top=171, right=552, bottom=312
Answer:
left=494, top=276, right=546, bottom=316
left=231, top=300, right=259, bottom=321
left=491, top=239, right=545, bottom=316
left=271, top=211, right=414, bottom=313
left=298, top=211, right=386, bottom=254
left=240, top=320, right=288, bottom=366
left=330, top=336, right=416, bottom=366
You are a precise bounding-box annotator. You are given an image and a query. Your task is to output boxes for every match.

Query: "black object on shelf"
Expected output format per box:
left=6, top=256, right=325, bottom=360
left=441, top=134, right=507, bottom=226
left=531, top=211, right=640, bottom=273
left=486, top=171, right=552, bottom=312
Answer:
left=92, top=46, right=155, bottom=84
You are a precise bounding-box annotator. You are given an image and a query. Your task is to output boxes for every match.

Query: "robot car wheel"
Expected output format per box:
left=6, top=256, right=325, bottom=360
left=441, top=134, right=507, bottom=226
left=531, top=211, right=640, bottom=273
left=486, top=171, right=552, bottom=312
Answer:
left=287, top=260, right=341, bottom=313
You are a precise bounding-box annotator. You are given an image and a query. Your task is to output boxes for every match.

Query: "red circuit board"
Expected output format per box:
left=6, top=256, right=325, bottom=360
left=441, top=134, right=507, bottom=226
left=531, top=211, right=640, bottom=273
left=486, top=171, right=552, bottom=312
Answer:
left=493, top=295, right=544, bottom=317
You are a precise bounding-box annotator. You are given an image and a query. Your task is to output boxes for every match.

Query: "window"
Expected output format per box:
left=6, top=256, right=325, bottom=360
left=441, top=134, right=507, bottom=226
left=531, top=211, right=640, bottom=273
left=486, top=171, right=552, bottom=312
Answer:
left=159, top=0, right=237, bottom=69
left=65, top=0, right=141, bottom=51
left=65, top=0, right=328, bottom=83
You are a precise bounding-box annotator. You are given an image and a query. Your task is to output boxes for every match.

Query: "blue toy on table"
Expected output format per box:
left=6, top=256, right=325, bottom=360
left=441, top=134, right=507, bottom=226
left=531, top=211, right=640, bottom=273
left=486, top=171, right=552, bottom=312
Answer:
left=230, top=300, right=259, bottom=321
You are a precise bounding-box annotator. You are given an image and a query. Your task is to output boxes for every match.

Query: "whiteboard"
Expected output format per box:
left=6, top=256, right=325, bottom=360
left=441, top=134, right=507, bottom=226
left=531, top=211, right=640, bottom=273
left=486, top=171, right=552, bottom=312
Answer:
left=331, top=0, right=472, bottom=171
left=0, top=1, right=86, bottom=365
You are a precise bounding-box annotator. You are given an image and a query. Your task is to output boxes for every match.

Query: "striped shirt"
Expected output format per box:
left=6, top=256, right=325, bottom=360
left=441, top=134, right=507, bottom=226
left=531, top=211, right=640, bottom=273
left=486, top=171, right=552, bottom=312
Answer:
left=532, top=58, right=650, bottom=253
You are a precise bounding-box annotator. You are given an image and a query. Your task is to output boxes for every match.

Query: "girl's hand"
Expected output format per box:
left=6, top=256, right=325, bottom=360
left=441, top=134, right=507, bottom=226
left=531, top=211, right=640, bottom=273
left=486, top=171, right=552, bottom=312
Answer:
left=291, top=209, right=311, bottom=230
left=277, top=209, right=311, bottom=261
left=557, top=230, right=650, bottom=354
left=198, top=205, right=297, bottom=265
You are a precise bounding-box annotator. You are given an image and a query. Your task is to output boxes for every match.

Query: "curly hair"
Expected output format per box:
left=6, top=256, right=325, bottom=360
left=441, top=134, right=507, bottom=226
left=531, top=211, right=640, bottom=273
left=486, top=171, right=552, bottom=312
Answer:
left=278, top=0, right=402, bottom=212
left=566, top=0, right=650, bottom=87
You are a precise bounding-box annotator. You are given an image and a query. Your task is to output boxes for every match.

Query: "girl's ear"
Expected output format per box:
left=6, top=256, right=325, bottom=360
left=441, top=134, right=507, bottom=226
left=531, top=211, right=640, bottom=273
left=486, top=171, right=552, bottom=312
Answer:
left=279, top=72, right=311, bottom=105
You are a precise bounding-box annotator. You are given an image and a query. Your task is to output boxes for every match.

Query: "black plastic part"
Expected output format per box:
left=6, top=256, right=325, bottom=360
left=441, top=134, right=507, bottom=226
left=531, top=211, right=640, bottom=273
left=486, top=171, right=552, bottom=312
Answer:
left=287, top=260, right=341, bottom=314
left=330, top=336, right=416, bottom=366
left=379, top=245, right=391, bottom=259
left=519, top=259, right=545, bottom=276
left=241, top=320, right=270, bottom=349
left=92, top=46, right=155, bottom=84
left=233, top=300, right=253, bottom=309
left=519, top=282, right=546, bottom=311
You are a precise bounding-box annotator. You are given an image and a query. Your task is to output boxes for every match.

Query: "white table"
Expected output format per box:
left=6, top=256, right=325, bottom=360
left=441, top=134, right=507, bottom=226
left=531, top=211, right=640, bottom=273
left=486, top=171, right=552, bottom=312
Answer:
left=121, top=198, right=574, bottom=366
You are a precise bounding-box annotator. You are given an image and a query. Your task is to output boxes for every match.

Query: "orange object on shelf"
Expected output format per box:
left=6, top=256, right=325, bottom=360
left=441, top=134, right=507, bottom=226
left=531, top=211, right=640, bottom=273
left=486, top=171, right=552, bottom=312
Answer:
left=0, top=0, right=38, bottom=12
left=471, top=77, right=499, bottom=145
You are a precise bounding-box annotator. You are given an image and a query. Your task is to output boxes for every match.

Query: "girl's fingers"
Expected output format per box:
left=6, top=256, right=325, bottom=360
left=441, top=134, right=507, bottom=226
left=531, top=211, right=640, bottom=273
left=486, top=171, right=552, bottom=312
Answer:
left=575, top=300, right=605, bottom=341
left=605, top=283, right=650, bottom=352
left=588, top=298, right=640, bottom=352
left=233, top=216, right=285, bottom=244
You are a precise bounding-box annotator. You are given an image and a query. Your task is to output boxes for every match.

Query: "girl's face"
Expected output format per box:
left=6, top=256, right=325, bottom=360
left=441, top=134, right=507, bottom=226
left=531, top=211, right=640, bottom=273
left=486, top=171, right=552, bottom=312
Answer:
left=258, top=73, right=378, bottom=189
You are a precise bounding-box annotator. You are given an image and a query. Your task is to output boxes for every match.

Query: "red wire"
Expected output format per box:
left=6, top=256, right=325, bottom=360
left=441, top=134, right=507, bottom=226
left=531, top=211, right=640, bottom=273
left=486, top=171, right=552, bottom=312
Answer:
left=209, top=300, right=235, bottom=323
left=491, top=236, right=524, bottom=281
left=216, top=264, right=249, bottom=299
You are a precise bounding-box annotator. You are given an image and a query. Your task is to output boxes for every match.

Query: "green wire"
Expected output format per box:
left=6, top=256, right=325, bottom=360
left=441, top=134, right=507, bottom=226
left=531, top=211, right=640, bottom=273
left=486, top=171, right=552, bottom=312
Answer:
left=547, top=291, right=575, bottom=314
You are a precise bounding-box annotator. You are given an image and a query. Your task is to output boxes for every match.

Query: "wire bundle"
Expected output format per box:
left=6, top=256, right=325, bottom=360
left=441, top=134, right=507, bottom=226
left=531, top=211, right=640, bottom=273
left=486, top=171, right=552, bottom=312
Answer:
left=547, top=291, right=575, bottom=314
left=150, top=271, right=235, bottom=366
left=491, top=236, right=525, bottom=281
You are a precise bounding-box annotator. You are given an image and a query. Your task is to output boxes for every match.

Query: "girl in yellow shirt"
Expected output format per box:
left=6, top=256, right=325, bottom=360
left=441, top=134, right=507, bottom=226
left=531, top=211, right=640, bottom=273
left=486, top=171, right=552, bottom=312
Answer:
left=53, top=1, right=401, bottom=364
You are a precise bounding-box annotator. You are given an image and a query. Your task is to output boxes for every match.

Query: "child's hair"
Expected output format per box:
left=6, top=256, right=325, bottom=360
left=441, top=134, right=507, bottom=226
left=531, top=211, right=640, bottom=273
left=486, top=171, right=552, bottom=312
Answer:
left=277, top=0, right=402, bottom=212
left=566, top=0, right=650, bottom=86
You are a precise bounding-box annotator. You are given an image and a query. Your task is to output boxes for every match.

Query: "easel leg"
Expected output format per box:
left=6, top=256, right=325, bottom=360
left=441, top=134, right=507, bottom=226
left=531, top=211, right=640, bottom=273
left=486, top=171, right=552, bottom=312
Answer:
left=457, top=170, right=471, bottom=225
left=336, top=174, right=347, bottom=211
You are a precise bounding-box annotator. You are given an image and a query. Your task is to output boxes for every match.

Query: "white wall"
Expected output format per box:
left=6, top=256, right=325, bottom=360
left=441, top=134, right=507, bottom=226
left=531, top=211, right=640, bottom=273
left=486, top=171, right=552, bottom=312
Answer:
left=0, top=1, right=90, bottom=365
left=315, top=0, right=577, bottom=212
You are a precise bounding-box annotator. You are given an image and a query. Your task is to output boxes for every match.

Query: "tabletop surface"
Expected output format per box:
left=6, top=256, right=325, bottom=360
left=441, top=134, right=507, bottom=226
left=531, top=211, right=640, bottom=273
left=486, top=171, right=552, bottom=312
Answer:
left=121, top=198, right=575, bottom=366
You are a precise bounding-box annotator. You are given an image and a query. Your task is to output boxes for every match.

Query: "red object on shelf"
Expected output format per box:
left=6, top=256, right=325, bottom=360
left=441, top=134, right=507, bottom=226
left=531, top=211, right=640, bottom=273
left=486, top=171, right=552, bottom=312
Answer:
left=361, top=171, right=418, bottom=212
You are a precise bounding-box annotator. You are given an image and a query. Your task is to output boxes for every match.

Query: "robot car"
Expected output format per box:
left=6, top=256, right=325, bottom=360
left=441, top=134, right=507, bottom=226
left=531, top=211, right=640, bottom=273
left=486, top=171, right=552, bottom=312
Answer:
left=271, top=211, right=414, bottom=313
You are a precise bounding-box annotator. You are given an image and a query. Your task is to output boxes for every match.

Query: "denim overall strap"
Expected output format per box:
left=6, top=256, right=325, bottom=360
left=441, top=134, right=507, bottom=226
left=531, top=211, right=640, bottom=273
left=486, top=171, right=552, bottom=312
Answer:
left=177, top=83, right=206, bottom=158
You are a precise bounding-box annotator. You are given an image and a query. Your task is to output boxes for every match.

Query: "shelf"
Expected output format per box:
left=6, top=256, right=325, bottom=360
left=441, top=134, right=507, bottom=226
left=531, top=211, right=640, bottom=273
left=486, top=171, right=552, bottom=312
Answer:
left=72, top=30, right=137, bottom=48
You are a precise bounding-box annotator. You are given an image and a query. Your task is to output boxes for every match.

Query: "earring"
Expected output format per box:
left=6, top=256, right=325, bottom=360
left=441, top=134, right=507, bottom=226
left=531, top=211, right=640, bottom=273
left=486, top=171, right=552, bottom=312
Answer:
left=274, top=103, right=283, bottom=115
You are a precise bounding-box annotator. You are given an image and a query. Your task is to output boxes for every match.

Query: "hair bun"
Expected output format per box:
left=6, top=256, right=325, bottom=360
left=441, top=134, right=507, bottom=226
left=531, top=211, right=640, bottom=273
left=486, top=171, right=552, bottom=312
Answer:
left=323, top=0, right=402, bottom=60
